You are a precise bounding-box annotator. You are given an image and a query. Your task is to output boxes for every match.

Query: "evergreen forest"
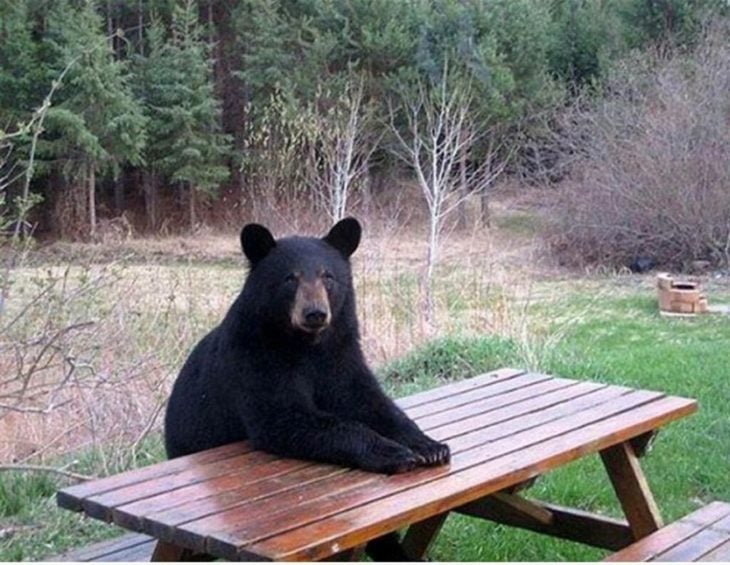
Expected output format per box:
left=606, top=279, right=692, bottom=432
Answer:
left=0, top=0, right=727, bottom=242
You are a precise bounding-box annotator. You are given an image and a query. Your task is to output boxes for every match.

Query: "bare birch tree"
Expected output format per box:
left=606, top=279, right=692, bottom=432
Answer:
left=389, top=65, right=507, bottom=326
left=303, top=77, right=379, bottom=223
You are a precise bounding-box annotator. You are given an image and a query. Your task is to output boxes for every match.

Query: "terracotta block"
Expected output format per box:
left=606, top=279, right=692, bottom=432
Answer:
left=656, top=273, right=673, bottom=291
left=657, top=273, right=708, bottom=315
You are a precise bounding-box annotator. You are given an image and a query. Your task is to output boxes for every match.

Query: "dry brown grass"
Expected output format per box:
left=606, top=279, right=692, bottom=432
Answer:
left=0, top=201, right=551, bottom=470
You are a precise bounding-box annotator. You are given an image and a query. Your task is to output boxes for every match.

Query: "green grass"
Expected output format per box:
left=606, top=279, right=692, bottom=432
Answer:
left=1, top=281, right=728, bottom=561
left=493, top=211, right=544, bottom=236
left=406, top=288, right=730, bottom=561
left=0, top=437, right=167, bottom=561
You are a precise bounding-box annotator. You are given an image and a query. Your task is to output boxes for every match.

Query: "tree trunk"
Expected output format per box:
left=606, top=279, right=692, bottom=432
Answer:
left=113, top=175, right=124, bottom=214
left=422, top=212, right=439, bottom=331
left=480, top=189, right=491, bottom=228
left=137, top=0, right=144, bottom=55
left=106, top=0, right=115, bottom=54
left=88, top=162, right=97, bottom=239
left=457, top=142, right=468, bottom=230
left=208, top=1, right=214, bottom=45
left=211, top=0, right=246, bottom=197
left=143, top=170, right=158, bottom=231
left=57, top=165, right=89, bottom=240
left=189, top=185, right=197, bottom=232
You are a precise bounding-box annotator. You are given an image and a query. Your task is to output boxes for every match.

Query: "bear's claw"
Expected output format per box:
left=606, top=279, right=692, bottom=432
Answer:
left=403, top=435, right=451, bottom=467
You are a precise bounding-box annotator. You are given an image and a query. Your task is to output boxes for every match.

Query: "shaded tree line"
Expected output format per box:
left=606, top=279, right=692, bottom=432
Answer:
left=0, top=0, right=724, bottom=239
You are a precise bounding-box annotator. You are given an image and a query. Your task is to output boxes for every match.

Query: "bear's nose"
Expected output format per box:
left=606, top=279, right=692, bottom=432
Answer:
left=303, top=307, right=328, bottom=327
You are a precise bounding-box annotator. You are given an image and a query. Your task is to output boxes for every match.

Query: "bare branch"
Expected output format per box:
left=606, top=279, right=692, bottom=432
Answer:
left=0, top=463, right=95, bottom=482
left=388, top=61, right=508, bottom=326
left=303, top=75, right=378, bottom=222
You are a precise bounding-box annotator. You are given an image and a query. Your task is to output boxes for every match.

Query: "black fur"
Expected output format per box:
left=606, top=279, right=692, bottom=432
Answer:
left=164, top=218, right=450, bottom=558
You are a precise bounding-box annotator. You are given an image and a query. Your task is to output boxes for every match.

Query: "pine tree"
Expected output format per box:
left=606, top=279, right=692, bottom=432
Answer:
left=134, top=0, right=230, bottom=231
left=233, top=0, right=295, bottom=99
left=0, top=1, right=47, bottom=229
left=38, top=0, right=146, bottom=239
left=548, top=0, right=613, bottom=90
left=0, top=1, right=44, bottom=128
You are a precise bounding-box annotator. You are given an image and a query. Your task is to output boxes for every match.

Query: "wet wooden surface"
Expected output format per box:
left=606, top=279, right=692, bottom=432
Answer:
left=57, top=368, right=697, bottom=561
left=605, top=501, right=730, bottom=562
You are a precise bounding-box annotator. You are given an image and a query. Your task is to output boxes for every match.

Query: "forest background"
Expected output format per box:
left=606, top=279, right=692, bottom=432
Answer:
left=1, top=0, right=727, bottom=269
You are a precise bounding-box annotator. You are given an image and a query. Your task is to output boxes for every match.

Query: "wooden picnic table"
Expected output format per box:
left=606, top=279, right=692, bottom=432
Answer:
left=56, top=368, right=697, bottom=561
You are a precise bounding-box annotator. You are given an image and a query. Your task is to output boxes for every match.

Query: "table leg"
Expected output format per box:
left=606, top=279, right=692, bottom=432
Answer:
left=401, top=512, right=450, bottom=560
left=600, top=440, right=664, bottom=540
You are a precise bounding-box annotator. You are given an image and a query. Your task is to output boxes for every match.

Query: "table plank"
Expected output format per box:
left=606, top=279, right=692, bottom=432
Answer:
left=57, top=442, right=252, bottom=512
left=74, top=375, right=576, bottom=529
left=167, top=381, right=621, bottom=553
left=604, top=502, right=730, bottom=562
left=83, top=450, right=291, bottom=520
left=125, top=380, right=610, bottom=548
left=710, top=514, right=730, bottom=533
left=427, top=382, right=617, bottom=447
left=404, top=371, right=552, bottom=419
left=114, top=463, right=345, bottom=532
left=655, top=527, right=730, bottom=561
left=241, top=395, right=695, bottom=560
left=53, top=533, right=154, bottom=562
left=395, top=368, right=526, bottom=409
left=699, top=540, right=730, bottom=561
left=417, top=376, right=578, bottom=431
left=55, top=371, right=697, bottom=562
left=185, top=386, right=638, bottom=557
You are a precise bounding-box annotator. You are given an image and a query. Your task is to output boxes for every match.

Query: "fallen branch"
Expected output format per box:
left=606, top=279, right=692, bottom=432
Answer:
left=0, top=463, right=95, bottom=482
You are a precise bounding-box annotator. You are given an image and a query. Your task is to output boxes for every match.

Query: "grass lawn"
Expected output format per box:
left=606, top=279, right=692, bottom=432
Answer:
left=1, top=275, right=728, bottom=561
left=421, top=285, right=730, bottom=561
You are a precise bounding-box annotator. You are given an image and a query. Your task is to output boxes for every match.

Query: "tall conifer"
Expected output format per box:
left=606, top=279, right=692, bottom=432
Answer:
left=135, top=0, right=230, bottom=231
left=38, top=0, right=146, bottom=239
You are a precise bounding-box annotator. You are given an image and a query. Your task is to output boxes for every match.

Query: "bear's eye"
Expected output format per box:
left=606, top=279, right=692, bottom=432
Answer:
left=322, top=271, right=335, bottom=288
left=284, top=273, right=298, bottom=285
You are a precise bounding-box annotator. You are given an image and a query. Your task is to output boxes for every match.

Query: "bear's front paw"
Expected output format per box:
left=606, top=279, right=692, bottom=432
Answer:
left=404, top=435, right=451, bottom=467
left=362, top=439, right=423, bottom=475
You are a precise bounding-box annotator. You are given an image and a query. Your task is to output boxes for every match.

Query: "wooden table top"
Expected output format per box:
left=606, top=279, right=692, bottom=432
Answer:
left=57, top=368, right=697, bottom=561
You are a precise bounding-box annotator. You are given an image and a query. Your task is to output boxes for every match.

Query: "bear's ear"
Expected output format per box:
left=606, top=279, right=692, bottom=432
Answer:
left=241, top=224, right=276, bottom=264
left=323, top=217, right=361, bottom=258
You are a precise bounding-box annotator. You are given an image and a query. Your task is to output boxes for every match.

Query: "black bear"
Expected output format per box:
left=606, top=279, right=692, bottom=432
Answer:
left=164, top=218, right=450, bottom=558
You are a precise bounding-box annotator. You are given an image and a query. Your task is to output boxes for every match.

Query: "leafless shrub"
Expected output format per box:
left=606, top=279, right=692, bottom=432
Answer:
left=239, top=95, right=317, bottom=233
left=0, top=261, right=214, bottom=475
left=388, top=63, right=507, bottom=327
left=302, top=76, right=381, bottom=223
left=549, top=23, right=730, bottom=269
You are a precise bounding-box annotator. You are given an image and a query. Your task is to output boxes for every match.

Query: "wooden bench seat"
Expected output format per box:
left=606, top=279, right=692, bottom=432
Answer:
left=606, top=502, right=730, bottom=562
left=50, top=533, right=155, bottom=561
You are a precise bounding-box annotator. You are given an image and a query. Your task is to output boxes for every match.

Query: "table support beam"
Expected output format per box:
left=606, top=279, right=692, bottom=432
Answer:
left=151, top=541, right=192, bottom=561
left=456, top=494, right=634, bottom=551
left=402, top=513, right=450, bottom=560
left=630, top=430, right=658, bottom=458
left=150, top=540, right=214, bottom=561
left=600, top=440, right=664, bottom=540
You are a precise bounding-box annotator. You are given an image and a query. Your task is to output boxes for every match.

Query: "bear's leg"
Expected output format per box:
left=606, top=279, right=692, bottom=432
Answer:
left=365, top=532, right=413, bottom=561
left=339, top=371, right=451, bottom=467
left=247, top=406, right=424, bottom=475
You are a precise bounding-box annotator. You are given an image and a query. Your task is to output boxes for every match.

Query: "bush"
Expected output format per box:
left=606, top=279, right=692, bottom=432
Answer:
left=549, top=23, right=730, bottom=269
left=379, top=335, right=518, bottom=384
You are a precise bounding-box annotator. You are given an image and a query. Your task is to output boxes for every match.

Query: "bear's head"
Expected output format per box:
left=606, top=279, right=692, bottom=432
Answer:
left=239, top=218, right=361, bottom=338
